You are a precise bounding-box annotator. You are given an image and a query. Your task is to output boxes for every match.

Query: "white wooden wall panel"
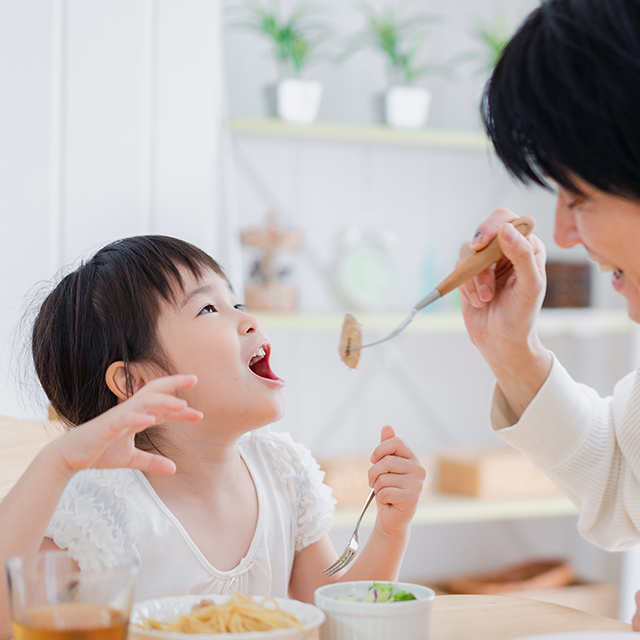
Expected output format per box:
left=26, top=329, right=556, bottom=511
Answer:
left=154, top=1, right=218, bottom=240
left=63, top=0, right=150, bottom=259
left=0, top=0, right=230, bottom=418
left=0, top=0, right=57, bottom=417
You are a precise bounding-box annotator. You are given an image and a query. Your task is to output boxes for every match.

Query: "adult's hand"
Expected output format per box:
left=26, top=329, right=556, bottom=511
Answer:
left=459, top=209, right=553, bottom=419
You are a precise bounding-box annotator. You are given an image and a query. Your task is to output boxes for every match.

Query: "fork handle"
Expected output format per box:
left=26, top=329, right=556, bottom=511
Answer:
left=435, top=215, right=535, bottom=297
left=354, top=489, right=376, bottom=529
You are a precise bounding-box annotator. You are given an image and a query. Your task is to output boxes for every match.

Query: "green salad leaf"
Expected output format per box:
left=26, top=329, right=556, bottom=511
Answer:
left=337, top=582, right=417, bottom=603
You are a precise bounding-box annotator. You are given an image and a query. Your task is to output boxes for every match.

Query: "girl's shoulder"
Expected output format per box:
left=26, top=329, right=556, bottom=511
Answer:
left=46, top=468, right=145, bottom=570
left=241, top=427, right=336, bottom=551
left=241, top=427, right=315, bottom=476
left=62, top=467, right=143, bottom=505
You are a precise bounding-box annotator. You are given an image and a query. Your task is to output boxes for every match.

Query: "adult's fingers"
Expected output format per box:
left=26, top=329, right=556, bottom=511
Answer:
left=460, top=209, right=520, bottom=307
left=469, top=208, right=520, bottom=251
left=495, top=221, right=544, bottom=297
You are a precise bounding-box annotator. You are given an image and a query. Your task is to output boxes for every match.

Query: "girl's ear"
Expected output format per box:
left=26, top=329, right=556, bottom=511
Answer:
left=105, top=361, right=149, bottom=400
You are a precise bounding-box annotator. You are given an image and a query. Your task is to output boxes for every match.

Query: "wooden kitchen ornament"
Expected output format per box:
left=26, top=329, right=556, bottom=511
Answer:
left=241, top=214, right=302, bottom=313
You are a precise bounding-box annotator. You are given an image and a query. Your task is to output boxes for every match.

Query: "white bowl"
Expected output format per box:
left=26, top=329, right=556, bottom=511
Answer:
left=314, top=581, right=435, bottom=640
left=129, top=594, right=325, bottom=640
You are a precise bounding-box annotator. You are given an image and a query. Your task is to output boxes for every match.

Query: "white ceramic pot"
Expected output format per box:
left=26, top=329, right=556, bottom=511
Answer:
left=385, top=85, right=432, bottom=129
left=315, top=581, right=436, bottom=640
left=277, top=79, right=323, bottom=125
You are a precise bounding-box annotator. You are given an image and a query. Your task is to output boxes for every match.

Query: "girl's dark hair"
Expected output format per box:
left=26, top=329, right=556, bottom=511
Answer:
left=482, top=0, right=640, bottom=199
left=32, top=236, right=227, bottom=441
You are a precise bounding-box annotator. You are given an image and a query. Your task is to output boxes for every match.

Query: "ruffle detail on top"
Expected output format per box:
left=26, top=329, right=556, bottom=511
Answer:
left=45, top=469, right=141, bottom=571
left=254, top=428, right=336, bottom=551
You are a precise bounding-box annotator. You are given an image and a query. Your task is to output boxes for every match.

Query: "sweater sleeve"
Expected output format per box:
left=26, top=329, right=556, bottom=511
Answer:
left=491, top=354, right=640, bottom=551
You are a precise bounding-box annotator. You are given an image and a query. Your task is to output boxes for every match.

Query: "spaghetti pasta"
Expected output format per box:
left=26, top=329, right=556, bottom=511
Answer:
left=139, top=593, right=305, bottom=634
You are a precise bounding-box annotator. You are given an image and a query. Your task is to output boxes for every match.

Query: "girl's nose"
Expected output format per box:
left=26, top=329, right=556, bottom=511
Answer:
left=238, top=309, right=260, bottom=334
left=553, top=196, right=581, bottom=249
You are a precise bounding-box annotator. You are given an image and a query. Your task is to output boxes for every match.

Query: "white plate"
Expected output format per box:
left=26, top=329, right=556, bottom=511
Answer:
left=516, top=633, right=633, bottom=640
left=130, top=594, right=325, bottom=640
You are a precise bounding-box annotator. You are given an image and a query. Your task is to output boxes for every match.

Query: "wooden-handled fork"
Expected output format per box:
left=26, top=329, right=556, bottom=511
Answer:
left=346, top=215, right=535, bottom=353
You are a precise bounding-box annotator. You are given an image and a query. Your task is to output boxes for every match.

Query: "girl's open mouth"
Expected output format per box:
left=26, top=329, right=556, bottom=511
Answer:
left=248, top=343, right=284, bottom=385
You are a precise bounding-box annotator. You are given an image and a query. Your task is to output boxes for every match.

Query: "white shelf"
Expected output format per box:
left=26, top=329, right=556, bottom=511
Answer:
left=333, top=494, right=578, bottom=528
left=229, top=117, right=490, bottom=151
left=256, top=308, right=634, bottom=338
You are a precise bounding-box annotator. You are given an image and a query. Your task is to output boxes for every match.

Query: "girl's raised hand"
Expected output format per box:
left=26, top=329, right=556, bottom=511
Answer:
left=47, top=375, right=202, bottom=479
left=368, top=425, right=426, bottom=537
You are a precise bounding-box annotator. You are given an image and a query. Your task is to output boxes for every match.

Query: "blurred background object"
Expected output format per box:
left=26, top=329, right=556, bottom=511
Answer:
left=543, top=261, right=592, bottom=308
left=241, top=213, right=302, bottom=312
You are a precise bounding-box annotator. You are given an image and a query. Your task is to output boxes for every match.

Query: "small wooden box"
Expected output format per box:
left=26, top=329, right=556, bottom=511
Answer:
left=436, top=448, right=562, bottom=499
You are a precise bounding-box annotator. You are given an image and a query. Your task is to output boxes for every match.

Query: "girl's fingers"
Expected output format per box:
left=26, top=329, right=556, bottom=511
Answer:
left=380, top=425, right=395, bottom=442
left=371, top=436, right=416, bottom=464
left=374, top=485, right=421, bottom=510
left=369, top=460, right=426, bottom=489
left=142, top=374, right=198, bottom=394
left=128, top=449, right=177, bottom=475
left=95, top=395, right=202, bottom=442
left=135, top=392, right=190, bottom=415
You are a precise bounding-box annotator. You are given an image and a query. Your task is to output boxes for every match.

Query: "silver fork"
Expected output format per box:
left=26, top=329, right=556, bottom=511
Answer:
left=322, top=488, right=376, bottom=576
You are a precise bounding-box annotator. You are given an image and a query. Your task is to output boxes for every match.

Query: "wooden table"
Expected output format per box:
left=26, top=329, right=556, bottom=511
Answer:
left=432, top=594, right=632, bottom=639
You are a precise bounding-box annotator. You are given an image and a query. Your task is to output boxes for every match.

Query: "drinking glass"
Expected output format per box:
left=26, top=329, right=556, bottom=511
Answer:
left=7, top=550, right=139, bottom=640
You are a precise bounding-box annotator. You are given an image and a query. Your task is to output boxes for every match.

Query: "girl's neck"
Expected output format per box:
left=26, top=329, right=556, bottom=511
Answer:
left=145, top=424, right=249, bottom=495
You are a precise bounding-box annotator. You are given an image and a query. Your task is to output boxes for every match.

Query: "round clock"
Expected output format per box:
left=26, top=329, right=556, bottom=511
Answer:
left=331, top=228, right=399, bottom=311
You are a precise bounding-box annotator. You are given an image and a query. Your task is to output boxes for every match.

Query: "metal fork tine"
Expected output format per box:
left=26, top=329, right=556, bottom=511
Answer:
left=322, top=488, right=376, bottom=577
left=323, top=550, right=355, bottom=576
left=334, top=550, right=356, bottom=573
left=322, top=552, right=349, bottom=576
left=323, top=555, right=347, bottom=576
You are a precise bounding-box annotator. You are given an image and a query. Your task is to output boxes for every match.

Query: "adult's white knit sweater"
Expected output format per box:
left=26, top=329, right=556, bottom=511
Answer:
left=490, top=354, right=640, bottom=551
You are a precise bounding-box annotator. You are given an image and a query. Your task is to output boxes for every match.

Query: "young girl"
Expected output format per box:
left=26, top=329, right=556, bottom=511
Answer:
left=0, top=235, right=426, bottom=640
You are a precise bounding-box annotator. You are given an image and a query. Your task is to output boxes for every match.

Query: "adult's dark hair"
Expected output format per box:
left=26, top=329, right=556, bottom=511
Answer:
left=32, top=236, right=227, bottom=444
left=481, top=0, right=640, bottom=199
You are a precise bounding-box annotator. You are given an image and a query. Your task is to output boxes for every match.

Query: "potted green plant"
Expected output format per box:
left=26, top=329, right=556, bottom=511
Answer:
left=469, top=12, right=511, bottom=73
left=227, top=1, right=332, bottom=125
left=345, top=4, right=443, bottom=129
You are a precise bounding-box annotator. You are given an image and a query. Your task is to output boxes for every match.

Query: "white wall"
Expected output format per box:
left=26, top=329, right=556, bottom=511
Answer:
left=0, top=0, right=239, bottom=419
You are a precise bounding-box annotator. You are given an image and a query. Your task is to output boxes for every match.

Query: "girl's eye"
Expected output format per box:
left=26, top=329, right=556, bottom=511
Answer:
left=234, top=303, right=246, bottom=312
left=198, top=304, right=217, bottom=315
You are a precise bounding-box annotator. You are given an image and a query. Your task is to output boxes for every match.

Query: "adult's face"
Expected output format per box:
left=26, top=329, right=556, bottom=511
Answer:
left=554, top=178, right=640, bottom=322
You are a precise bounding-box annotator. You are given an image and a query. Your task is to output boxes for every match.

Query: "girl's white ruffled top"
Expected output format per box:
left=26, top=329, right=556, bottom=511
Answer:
left=46, top=427, right=336, bottom=600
